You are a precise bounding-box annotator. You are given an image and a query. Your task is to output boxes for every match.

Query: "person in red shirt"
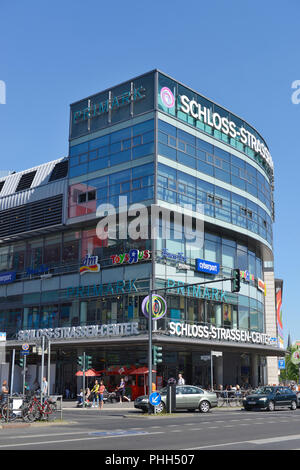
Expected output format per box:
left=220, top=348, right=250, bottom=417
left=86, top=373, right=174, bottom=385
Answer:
left=99, top=380, right=106, bottom=411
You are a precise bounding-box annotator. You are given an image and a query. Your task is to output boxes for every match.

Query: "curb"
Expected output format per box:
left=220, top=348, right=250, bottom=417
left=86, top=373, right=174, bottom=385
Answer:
left=0, top=420, right=76, bottom=429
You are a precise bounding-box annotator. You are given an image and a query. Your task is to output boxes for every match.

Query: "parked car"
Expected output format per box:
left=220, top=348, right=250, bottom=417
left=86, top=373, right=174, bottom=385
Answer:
left=134, top=385, right=218, bottom=413
left=243, top=386, right=298, bottom=411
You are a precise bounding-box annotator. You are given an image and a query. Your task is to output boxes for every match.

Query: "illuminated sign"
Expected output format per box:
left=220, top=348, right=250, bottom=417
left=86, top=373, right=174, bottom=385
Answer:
left=257, top=278, right=266, bottom=295
left=66, top=279, right=138, bottom=298
left=161, top=248, right=186, bottom=263
left=73, top=86, right=146, bottom=124
left=160, top=87, right=175, bottom=108
left=179, top=94, right=273, bottom=170
left=195, top=258, right=219, bottom=274
left=169, top=322, right=273, bottom=346
left=80, top=254, right=100, bottom=275
left=110, top=249, right=150, bottom=265
left=142, top=294, right=167, bottom=320
left=0, top=271, right=16, bottom=284
left=240, top=270, right=255, bottom=282
left=17, top=322, right=139, bottom=342
left=167, top=279, right=228, bottom=302
left=26, top=265, right=49, bottom=276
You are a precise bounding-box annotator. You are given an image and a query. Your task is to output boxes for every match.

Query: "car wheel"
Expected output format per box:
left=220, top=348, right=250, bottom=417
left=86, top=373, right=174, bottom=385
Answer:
left=155, top=401, right=165, bottom=414
left=199, top=400, right=210, bottom=413
left=291, top=400, right=297, bottom=411
left=267, top=400, right=275, bottom=412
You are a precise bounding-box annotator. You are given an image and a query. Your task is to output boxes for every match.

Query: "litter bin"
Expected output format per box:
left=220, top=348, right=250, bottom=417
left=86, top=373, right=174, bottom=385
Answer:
left=166, top=378, right=176, bottom=413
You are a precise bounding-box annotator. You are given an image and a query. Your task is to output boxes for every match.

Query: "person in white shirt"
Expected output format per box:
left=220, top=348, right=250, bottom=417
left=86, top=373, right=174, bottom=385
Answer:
left=177, top=374, right=185, bottom=385
left=41, top=377, right=48, bottom=396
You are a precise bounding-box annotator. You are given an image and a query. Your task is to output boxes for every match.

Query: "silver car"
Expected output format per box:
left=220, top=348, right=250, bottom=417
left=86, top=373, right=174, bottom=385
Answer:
left=134, top=385, right=218, bottom=413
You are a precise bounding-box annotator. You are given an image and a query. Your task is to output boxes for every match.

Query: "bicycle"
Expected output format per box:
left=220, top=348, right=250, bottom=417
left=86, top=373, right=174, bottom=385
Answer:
left=22, top=395, right=57, bottom=422
left=0, top=398, right=18, bottom=423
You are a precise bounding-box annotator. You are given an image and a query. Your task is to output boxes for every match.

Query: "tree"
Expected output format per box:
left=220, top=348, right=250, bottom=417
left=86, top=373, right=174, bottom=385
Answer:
left=280, top=345, right=299, bottom=382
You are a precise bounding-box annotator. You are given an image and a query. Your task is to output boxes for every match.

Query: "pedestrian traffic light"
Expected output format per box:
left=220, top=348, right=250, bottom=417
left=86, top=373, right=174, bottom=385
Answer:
left=231, top=268, right=241, bottom=293
left=77, top=355, right=83, bottom=369
left=85, top=355, right=92, bottom=370
left=153, top=345, right=163, bottom=365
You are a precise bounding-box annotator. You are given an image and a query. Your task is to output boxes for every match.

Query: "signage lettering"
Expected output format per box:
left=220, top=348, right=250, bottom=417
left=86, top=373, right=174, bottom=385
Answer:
left=195, top=258, right=219, bottom=274
left=111, top=249, right=150, bottom=265
left=80, top=254, right=100, bottom=275
left=73, top=86, right=146, bottom=124
left=17, top=322, right=139, bottom=342
left=179, top=94, right=273, bottom=170
left=169, top=321, right=273, bottom=346
left=0, top=271, right=16, bottom=284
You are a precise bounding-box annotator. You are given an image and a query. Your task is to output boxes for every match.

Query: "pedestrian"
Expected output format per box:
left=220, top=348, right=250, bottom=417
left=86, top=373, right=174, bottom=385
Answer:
left=41, top=377, right=48, bottom=396
left=65, top=387, right=70, bottom=399
left=177, top=373, right=185, bottom=385
left=91, top=380, right=100, bottom=407
left=117, top=378, right=126, bottom=403
left=77, top=389, right=83, bottom=406
left=1, top=380, right=8, bottom=402
left=98, top=380, right=106, bottom=410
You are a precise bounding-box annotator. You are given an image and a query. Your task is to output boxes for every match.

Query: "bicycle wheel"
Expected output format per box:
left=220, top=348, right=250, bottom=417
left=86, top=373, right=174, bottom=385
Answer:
left=217, top=397, right=225, bottom=407
left=1, top=403, right=17, bottom=422
left=22, top=403, right=38, bottom=423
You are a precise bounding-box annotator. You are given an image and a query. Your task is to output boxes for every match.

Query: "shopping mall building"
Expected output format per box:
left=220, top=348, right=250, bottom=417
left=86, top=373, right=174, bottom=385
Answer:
left=0, top=70, right=284, bottom=396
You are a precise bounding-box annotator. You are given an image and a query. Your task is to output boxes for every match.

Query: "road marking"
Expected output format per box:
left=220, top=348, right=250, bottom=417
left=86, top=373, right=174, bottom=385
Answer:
left=0, top=431, right=164, bottom=448
left=184, top=433, right=300, bottom=450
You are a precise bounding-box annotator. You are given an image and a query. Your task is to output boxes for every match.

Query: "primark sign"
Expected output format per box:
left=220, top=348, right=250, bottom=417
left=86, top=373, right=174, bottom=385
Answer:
left=169, top=322, right=274, bottom=346
left=17, top=322, right=139, bottom=342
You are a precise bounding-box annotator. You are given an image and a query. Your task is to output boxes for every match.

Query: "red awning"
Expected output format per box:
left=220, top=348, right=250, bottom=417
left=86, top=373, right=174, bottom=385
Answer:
left=75, top=369, right=102, bottom=377
left=129, top=367, right=156, bottom=375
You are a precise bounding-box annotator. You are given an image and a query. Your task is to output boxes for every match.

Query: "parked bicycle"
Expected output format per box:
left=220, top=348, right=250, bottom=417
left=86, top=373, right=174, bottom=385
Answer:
left=22, top=394, right=57, bottom=422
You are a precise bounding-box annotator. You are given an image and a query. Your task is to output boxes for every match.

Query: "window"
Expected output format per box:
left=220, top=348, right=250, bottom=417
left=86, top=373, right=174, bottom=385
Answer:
left=15, top=171, right=36, bottom=192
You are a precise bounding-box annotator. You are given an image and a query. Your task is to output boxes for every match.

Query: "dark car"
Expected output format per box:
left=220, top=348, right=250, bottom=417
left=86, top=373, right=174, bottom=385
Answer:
left=243, top=386, right=298, bottom=411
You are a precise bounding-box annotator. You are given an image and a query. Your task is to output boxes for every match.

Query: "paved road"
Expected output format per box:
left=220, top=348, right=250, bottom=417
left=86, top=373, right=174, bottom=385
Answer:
left=1, top=404, right=300, bottom=451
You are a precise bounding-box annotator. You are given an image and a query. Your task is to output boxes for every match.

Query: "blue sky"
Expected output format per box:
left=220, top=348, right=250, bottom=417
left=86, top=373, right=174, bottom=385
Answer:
left=0, top=0, right=299, bottom=343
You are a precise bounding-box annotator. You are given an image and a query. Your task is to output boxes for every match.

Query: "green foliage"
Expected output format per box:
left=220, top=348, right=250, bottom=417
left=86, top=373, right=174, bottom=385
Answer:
left=280, top=345, right=300, bottom=382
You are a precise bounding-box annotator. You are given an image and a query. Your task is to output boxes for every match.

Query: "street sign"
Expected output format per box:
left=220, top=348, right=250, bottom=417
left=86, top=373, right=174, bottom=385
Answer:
left=22, top=343, right=29, bottom=351
left=278, top=359, right=285, bottom=369
left=211, top=351, right=223, bottom=357
left=200, top=355, right=211, bottom=361
left=20, top=351, right=29, bottom=356
left=149, top=392, right=161, bottom=407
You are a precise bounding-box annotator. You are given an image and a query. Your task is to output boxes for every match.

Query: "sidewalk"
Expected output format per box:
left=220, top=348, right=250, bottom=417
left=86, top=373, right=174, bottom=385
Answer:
left=62, top=399, right=134, bottom=410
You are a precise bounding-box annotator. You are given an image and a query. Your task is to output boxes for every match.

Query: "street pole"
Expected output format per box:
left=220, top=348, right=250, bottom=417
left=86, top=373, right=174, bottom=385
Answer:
left=41, top=336, right=45, bottom=403
left=211, top=352, right=213, bottom=392
left=10, top=349, right=15, bottom=397
left=22, top=355, right=27, bottom=395
left=83, top=351, right=86, bottom=402
left=47, top=340, right=51, bottom=396
left=148, top=288, right=153, bottom=414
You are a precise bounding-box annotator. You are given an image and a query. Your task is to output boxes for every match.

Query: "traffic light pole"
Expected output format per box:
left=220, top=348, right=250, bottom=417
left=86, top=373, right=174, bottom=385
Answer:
left=83, top=351, right=86, bottom=401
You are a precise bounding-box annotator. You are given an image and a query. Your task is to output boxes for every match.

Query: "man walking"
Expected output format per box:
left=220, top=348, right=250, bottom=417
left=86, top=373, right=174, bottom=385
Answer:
left=177, top=373, right=185, bottom=385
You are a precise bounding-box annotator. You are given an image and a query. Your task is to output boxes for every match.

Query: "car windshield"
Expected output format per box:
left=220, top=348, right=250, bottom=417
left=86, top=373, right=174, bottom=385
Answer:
left=255, top=387, right=274, bottom=394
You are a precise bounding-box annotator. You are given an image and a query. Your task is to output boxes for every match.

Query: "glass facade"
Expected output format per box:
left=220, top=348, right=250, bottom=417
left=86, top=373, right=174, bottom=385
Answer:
left=0, top=70, right=277, bottom=392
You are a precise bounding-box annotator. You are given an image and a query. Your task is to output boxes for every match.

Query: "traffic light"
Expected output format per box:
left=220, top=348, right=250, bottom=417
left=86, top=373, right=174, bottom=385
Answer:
left=153, top=345, right=163, bottom=365
left=19, top=357, right=24, bottom=368
left=231, top=268, right=241, bottom=293
left=77, top=355, right=84, bottom=369
left=85, top=355, right=92, bottom=370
